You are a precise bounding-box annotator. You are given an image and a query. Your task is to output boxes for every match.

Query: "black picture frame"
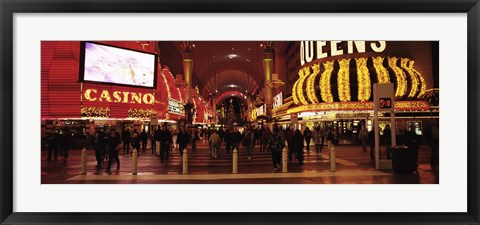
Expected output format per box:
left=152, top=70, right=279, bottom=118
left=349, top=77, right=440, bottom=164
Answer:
left=1, top=0, right=479, bottom=224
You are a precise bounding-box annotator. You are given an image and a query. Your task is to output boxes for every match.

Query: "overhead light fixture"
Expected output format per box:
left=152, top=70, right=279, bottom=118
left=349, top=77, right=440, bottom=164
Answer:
left=228, top=54, right=237, bottom=59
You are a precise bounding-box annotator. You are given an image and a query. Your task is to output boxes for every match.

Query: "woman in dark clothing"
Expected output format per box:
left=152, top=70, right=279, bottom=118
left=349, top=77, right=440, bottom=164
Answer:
left=292, top=129, right=305, bottom=165
left=106, top=129, right=121, bottom=171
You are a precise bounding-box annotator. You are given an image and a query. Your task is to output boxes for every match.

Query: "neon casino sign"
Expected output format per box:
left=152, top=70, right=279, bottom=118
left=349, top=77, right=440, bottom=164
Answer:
left=83, top=88, right=154, bottom=105
left=300, top=41, right=387, bottom=66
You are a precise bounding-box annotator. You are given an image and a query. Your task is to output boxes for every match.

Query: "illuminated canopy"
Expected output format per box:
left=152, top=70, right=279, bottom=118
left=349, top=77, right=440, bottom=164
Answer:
left=292, top=56, right=427, bottom=105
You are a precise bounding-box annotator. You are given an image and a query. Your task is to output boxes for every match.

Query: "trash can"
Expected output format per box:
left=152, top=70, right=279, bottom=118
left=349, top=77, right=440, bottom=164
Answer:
left=391, top=146, right=418, bottom=173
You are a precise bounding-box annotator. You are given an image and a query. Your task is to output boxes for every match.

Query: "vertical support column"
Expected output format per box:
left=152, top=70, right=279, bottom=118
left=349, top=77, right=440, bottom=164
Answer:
left=183, top=48, right=194, bottom=125
left=132, top=149, right=138, bottom=175
left=263, top=46, right=274, bottom=123
left=390, top=111, right=396, bottom=147
left=182, top=149, right=188, bottom=174
left=330, top=146, right=336, bottom=172
left=183, top=52, right=193, bottom=104
left=81, top=147, right=87, bottom=175
left=232, top=149, right=238, bottom=174
left=246, top=95, right=252, bottom=122
left=374, top=112, right=380, bottom=170
left=282, top=148, right=288, bottom=173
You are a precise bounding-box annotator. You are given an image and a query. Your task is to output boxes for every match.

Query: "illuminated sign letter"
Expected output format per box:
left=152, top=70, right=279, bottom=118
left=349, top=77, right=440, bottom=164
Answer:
left=300, top=41, right=305, bottom=66
left=305, top=41, right=314, bottom=63
left=331, top=41, right=343, bottom=56
left=99, top=90, right=112, bottom=102
left=122, top=92, right=130, bottom=103
left=371, top=41, right=386, bottom=52
left=143, top=93, right=155, bottom=105
left=113, top=91, right=122, bottom=103
left=84, top=89, right=97, bottom=101
left=348, top=41, right=366, bottom=54
left=130, top=93, right=142, bottom=104
left=316, top=41, right=328, bottom=59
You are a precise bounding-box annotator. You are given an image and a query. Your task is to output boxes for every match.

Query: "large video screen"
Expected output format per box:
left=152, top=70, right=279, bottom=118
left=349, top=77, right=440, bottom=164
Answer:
left=81, top=42, right=157, bottom=88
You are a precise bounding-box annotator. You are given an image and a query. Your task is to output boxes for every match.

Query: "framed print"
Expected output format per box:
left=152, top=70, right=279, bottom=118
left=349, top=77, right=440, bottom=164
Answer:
left=1, top=0, right=479, bottom=224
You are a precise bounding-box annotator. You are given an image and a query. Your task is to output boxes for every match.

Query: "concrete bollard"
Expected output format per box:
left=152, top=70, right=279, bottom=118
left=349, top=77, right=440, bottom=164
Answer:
left=330, top=145, right=336, bottom=172
left=232, top=149, right=238, bottom=174
left=182, top=149, right=188, bottom=174
left=282, top=148, right=288, bottom=173
left=81, top=147, right=87, bottom=175
left=132, top=149, right=138, bottom=175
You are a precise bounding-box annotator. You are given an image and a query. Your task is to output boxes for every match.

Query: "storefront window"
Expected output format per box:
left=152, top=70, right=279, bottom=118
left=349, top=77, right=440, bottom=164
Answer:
left=407, top=121, right=423, bottom=135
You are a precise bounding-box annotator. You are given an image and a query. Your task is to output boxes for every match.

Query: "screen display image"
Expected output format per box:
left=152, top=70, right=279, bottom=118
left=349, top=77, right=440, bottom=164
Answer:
left=82, top=42, right=156, bottom=88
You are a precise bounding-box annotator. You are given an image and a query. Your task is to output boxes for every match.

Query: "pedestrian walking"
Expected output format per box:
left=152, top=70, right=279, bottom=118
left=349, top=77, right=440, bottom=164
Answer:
left=150, top=126, right=157, bottom=154
left=59, top=129, right=71, bottom=162
left=225, top=128, right=233, bottom=153
left=260, top=127, right=271, bottom=152
left=140, top=129, right=148, bottom=152
left=176, top=127, right=189, bottom=156
left=122, top=128, right=131, bottom=155
left=313, top=127, right=323, bottom=156
left=268, top=126, right=285, bottom=171
left=106, top=129, right=121, bottom=172
left=157, top=123, right=173, bottom=162
left=131, top=129, right=140, bottom=153
left=93, top=129, right=106, bottom=168
left=286, top=127, right=295, bottom=162
left=359, top=125, right=369, bottom=152
left=303, top=127, right=312, bottom=153
left=47, top=131, right=59, bottom=161
left=383, top=125, right=392, bottom=159
left=242, top=129, right=254, bottom=159
left=292, top=129, right=304, bottom=165
left=368, top=127, right=375, bottom=159
left=209, top=130, right=221, bottom=159
left=190, top=128, right=198, bottom=153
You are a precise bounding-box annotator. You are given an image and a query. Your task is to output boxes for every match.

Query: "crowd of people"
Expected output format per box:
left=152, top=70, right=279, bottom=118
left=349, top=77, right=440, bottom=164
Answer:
left=46, top=128, right=72, bottom=162
left=45, top=119, right=440, bottom=172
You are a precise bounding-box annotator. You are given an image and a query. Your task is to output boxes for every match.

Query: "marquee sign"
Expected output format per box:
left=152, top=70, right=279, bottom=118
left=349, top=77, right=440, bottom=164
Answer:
left=273, top=92, right=283, bottom=109
left=300, top=41, right=387, bottom=66
left=168, top=98, right=184, bottom=115
left=83, top=88, right=154, bottom=105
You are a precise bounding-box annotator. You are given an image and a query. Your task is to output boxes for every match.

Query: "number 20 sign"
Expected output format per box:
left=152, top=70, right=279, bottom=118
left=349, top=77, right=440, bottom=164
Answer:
left=379, top=98, right=392, bottom=109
